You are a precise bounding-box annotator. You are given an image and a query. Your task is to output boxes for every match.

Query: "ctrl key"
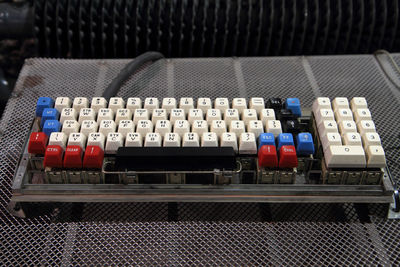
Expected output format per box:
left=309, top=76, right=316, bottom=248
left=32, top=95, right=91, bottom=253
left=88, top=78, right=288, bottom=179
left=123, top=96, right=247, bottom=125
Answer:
left=44, top=145, right=63, bottom=168
left=63, top=145, right=83, bottom=168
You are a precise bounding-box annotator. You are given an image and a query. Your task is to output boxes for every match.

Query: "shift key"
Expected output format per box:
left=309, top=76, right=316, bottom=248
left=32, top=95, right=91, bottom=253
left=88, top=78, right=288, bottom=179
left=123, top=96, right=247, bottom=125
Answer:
left=324, top=145, right=366, bottom=168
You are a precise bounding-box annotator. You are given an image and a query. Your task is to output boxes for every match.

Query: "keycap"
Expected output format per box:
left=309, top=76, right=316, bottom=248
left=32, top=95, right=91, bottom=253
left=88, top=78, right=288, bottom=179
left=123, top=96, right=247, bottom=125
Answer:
left=242, top=109, right=258, bottom=123
left=133, top=109, right=149, bottom=123
left=91, top=97, right=108, bottom=112
left=170, top=109, right=186, bottom=124
left=28, top=132, right=48, bottom=154
left=162, top=98, right=177, bottom=113
left=182, top=132, right=200, bottom=147
left=258, top=145, right=278, bottom=168
left=317, top=120, right=338, bottom=136
left=188, top=109, right=203, bottom=123
left=278, top=145, right=298, bottom=168
left=78, top=108, right=96, bottom=123
left=239, top=132, right=257, bottom=154
left=224, top=109, right=240, bottom=124
left=83, top=145, right=105, bottom=169
left=247, top=120, right=264, bottom=138
left=334, top=108, right=353, bottom=123
left=191, top=120, right=208, bottom=136
left=72, top=97, right=89, bottom=111
left=87, top=132, right=105, bottom=150
left=67, top=133, right=87, bottom=151
left=332, top=97, right=349, bottom=110
left=282, top=120, right=300, bottom=135
left=97, top=108, right=114, bottom=122
left=173, top=120, right=190, bottom=137
left=232, top=98, right=247, bottom=114
left=43, top=120, right=61, bottom=137
left=229, top=120, right=245, bottom=136
left=126, top=97, right=142, bottom=112
left=324, top=145, right=366, bottom=168
left=105, top=132, right=124, bottom=153
left=62, top=120, right=80, bottom=135
left=277, top=133, right=294, bottom=150
left=343, top=132, right=362, bottom=146
left=365, top=145, right=386, bottom=168
left=144, top=133, right=162, bottom=147
left=321, top=132, right=342, bottom=150
left=357, top=120, right=376, bottom=135
left=125, top=133, right=142, bottom=147
left=60, top=108, right=78, bottom=123
left=99, top=119, right=116, bottom=136
left=221, top=132, right=238, bottom=152
left=361, top=132, right=382, bottom=148
left=36, top=97, right=54, bottom=117
left=115, top=109, right=132, bottom=124
left=63, top=145, right=83, bottom=168
left=312, top=97, right=331, bottom=113
left=354, top=108, right=372, bottom=123
left=296, top=133, right=314, bottom=155
left=266, top=98, right=283, bottom=110
left=144, top=97, right=159, bottom=112
left=210, top=120, right=226, bottom=137
left=260, top=109, right=276, bottom=125
left=214, top=98, right=230, bottom=112
left=108, top=97, right=125, bottom=112
left=314, top=108, right=334, bottom=125
left=258, top=133, right=275, bottom=149
left=249, top=98, right=265, bottom=114
left=266, top=120, right=282, bottom=137
left=285, top=98, right=301, bottom=117
left=206, top=109, right=222, bottom=124
left=136, top=120, right=153, bottom=136
left=164, top=133, right=181, bottom=147
left=197, top=98, right=212, bottom=112
left=80, top=120, right=98, bottom=136
left=179, top=97, right=194, bottom=112
left=338, top=120, right=357, bottom=134
left=201, top=132, right=218, bottom=147
left=48, top=132, right=68, bottom=149
left=44, top=145, right=64, bottom=168
left=276, top=109, right=294, bottom=121
left=55, top=97, right=72, bottom=112
left=350, top=97, right=368, bottom=110
left=155, top=120, right=172, bottom=136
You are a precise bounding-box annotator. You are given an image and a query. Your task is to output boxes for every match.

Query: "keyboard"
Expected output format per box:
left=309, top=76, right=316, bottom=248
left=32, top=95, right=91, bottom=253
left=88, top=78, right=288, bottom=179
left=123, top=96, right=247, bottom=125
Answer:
left=26, top=96, right=386, bottom=185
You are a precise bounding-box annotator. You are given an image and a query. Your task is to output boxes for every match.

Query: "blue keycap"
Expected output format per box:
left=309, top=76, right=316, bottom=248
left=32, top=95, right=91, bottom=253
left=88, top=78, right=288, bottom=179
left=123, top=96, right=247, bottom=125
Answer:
left=296, top=132, right=315, bottom=155
left=277, top=133, right=294, bottom=149
left=36, top=97, right=54, bottom=117
left=41, top=108, right=59, bottom=127
left=42, top=120, right=61, bottom=137
left=258, top=133, right=276, bottom=149
left=285, top=98, right=301, bottom=117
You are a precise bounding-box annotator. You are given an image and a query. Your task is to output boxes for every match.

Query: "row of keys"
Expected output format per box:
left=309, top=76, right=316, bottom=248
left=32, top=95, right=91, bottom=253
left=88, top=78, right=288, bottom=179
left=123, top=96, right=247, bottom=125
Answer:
left=44, top=145, right=104, bottom=169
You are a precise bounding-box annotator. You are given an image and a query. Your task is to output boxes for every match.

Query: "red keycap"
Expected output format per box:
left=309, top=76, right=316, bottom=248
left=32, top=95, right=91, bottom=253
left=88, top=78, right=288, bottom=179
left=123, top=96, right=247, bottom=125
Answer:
left=83, top=146, right=104, bottom=169
left=63, top=145, right=83, bottom=168
left=278, top=145, right=298, bottom=168
left=28, top=132, right=48, bottom=154
left=43, top=145, right=63, bottom=168
left=258, top=145, right=278, bottom=168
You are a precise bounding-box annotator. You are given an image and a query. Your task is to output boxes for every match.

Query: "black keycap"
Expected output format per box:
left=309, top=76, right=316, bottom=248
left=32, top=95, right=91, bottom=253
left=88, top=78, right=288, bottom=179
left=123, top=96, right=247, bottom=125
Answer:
left=266, top=98, right=283, bottom=110
left=277, top=109, right=295, bottom=121
left=115, top=147, right=236, bottom=171
left=283, top=120, right=300, bottom=135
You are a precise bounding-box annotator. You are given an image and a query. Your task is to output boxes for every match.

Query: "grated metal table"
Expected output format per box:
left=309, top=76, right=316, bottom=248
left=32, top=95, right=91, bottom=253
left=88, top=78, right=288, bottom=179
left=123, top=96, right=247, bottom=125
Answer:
left=1, top=55, right=400, bottom=265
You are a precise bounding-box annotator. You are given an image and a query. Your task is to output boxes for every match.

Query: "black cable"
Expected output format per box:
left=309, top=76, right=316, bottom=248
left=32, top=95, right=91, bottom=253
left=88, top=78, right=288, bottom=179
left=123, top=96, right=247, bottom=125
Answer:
left=102, top=51, right=165, bottom=99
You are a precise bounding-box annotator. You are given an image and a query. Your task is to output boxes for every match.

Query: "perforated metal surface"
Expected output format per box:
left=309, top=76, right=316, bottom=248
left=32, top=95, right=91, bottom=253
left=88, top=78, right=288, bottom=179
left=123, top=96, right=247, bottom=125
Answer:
left=1, top=56, right=400, bottom=265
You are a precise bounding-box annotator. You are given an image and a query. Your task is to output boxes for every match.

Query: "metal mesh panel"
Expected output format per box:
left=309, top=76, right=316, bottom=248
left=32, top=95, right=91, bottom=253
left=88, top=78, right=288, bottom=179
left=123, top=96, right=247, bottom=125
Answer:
left=0, top=56, right=399, bottom=265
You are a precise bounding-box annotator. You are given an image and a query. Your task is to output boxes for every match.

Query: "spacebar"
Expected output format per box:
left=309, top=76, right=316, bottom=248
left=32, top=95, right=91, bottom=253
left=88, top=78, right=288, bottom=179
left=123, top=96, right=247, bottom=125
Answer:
left=115, top=147, right=236, bottom=171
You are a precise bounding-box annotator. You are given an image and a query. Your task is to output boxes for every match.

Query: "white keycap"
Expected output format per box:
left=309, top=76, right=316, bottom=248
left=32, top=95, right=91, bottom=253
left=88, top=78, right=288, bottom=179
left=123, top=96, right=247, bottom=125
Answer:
left=221, top=132, right=238, bottom=152
left=144, top=97, right=159, bottom=112
left=133, top=109, right=150, bottom=123
left=118, top=120, right=135, bottom=136
left=72, top=97, right=89, bottom=112
left=155, top=120, right=172, bottom=136
left=201, top=132, right=218, bottom=147
left=144, top=133, right=162, bottom=147
left=210, top=120, right=226, bottom=137
left=197, top=98, right=212, bottom=112
left=353, top=108, right=372, bottom=123
left=80, top=120, right=98, bottom=136
left=68, top=133, right=87, bottom=151
left=249, top=98, right=265, bottom=114
left=206, top=109, right=222, bottom=124
left=48, top=132, right=68, bottom=149
left=357, top=120, right=376, bottom=135
left=151, top=109, right=167, bottom=123
left=97, top=108, right=114, bottom=122
left=338, top=120, right=357, bottom=134
left=125, top=133, right=142, bottom=147
left=266, top=120, right=282, bottom=137
left=247, top=120, right=264, bottom=138
left=239, top=132, right=257, bottom=154
left=126, top=98, right=142, bottom=112
left=161, top=98, right=176, bottom=113
left=312, top=97, right=331, bottom=113
left=229, top=120, right=246, bottom=136
left=324, top=145, right=366, bottom=168
left=192, top=120, right=208, bottom=136
left=342, top=132, right=362, bottom=146
left=260, top=109, right=275, bottom=125
left=332, top=97, right=349, bottom=110
left=182, top=132, right=200, bottom=147
left=55, top=97, right=72, bottom=112
left=62, top=120, right=80, bottom=135
left=232, top=98, right=247, bottom=114
left=163, top=133, right=181, bottom=147
left=108, top=97, right=125, bottom=112
left=314, top=108, right=334, bottom=125
left=60, top=108, right=78, bottom=123
left=105, top=132, right=124, bottom=153
left=334, top=108, right=353, bottom=123
left=136, top=120, right=153, bottom=136
left=179, top=98, right=194, bottom=112
left=317, top=120, right=338, bottom=137
left=170, top=109, right=186, bottom=123
left=242, top=109, right=258, bottom=124
left=87, top=132, right=105, bottom=150
left=366, top=145, right=386, bottom=168
left=362, top=132, right=382, bottom=148
left=188, top=109, right=203, bottom=123
left=78, top=108, right=96, bottom=123
left=224, top=109, right=240, bottom=124
left=115, top=109, right=132, bottom=124
left=351, top=97, right=368, bottom=110
left=91, top=97, right=108, bottom=112
left=321, top=132, right=342, bottom=150
left=214, top=98, right=230, bottom=112
left=98, top=120, right=116, bottom=136
left=173, top=120, right=190, bottom=137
